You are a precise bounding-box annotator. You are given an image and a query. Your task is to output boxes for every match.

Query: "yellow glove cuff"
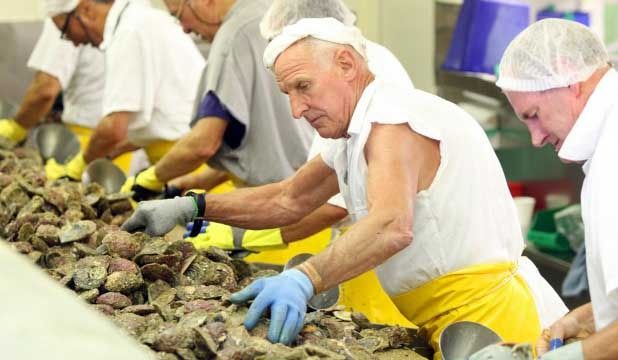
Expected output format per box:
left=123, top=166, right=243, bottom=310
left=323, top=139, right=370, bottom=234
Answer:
left=188, top=223, right=286, bottom=253
left=189, top=222, right=235, bottom=250
left=0, top=118, right=28, bottom=143
left=135, top=166, right=164, bottom=192
left=241, top=228, right=286, bottom=252
left=45, top=158, right=67, bottom=180
left=65, top=152, right=87, bottom=180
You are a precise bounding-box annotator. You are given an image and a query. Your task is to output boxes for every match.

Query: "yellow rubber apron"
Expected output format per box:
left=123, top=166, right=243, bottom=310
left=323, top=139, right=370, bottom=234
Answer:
left=67, top=124, right=132, bottom=173
left=143, top=140, right=176, bottom=164
left=392, top=262, right=541, bottom=360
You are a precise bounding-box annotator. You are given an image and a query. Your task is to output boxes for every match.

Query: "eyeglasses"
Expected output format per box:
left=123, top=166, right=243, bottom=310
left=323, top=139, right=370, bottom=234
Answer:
left=60, top=10, right=75, bottom=40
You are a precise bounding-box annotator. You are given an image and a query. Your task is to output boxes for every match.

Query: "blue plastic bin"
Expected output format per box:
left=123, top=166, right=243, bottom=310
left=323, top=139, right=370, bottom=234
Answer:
left=537, top=8, right=590, bottom=26
left=443, top=0, right=530, bottom=75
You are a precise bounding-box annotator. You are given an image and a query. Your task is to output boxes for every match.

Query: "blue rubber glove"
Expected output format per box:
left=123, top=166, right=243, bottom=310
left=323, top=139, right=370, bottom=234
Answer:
left=541, top=341, right=583, bottom=360
left=184, top=222, right=209, bottom=238
left=230, top=269, right=314, bottom=345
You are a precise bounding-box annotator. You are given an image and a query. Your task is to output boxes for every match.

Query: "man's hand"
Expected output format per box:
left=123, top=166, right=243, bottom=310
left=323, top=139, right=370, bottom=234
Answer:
left=0, top=118, right=28, bottom=143
left=121, top=197, right=196, bottom=236
left=45, top=152, right=87, bottom=181
left=120, top=166, right=165, bottom=202
left=184, top=222, right=286, bottom=252
left=537, top=314, right=591, bottom=356
left=230, top=269, right=313, bottom=345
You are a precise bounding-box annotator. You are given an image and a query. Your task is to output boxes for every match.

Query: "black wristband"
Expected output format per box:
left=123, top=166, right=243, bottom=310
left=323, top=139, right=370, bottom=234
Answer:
left=186, top=191, right=206, bottom=238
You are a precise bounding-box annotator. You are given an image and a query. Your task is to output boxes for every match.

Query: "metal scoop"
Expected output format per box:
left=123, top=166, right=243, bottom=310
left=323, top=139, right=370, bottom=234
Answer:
left=30, top=123, right=80, bottom=163
left=284, top=253, right=340, bottom=310
left=83, top=158, right=127, bottom=193
left=440, top=321, right=502, bottom=360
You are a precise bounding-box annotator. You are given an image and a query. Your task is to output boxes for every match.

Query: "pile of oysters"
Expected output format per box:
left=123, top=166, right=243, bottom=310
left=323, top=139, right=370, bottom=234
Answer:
left=0, top=146, right=430, bottom=359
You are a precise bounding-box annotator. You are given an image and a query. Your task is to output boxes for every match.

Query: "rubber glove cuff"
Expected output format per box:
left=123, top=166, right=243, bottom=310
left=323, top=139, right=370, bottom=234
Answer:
left=135, top=166, right=164, bottom=192
left=65, top=152, right=87, bottom=180
left=541, top=341, right=583, bottom=360
left=0, top=118, right=28, bottom=143
left=238, top=228, right=286, bottom=252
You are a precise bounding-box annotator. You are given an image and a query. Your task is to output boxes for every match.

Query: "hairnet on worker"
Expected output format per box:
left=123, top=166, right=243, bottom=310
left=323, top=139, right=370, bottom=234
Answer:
left=260, top=0, right=356, bottom=41
left=496, top=18, right=610, bottom=92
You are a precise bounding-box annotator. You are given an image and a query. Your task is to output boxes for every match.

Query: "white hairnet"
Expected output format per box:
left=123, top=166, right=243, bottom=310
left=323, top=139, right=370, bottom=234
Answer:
left=260, top=0, right=356, bottom=41
left=263, top=17, right=366, bottom=70
left=43, top=0, right=79, bottom=17
left=496, top=18, right=610, bottom=92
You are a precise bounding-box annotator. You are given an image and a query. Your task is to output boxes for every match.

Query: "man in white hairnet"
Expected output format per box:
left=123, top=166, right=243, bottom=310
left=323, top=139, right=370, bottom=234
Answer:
left=42, top=0, right=205, bottom=181
left=496, top=18, right=618, bottom=360
left=0, top=18, right=107, bottom=155
left=152, top=0, right=415, bottom=256
left=122, top=18, right=566, bottom=356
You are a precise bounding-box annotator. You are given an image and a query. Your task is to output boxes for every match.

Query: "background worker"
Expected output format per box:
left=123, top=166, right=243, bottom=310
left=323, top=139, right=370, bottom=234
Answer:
left=0, top=18, right=110, bottom=158
left=497, top=18, right=618, bottom=360
left=121, top=0, right=314, bottom=202
left=43, top=0, right=205, bottom=181
left=122, top=18, right=567, bottom=356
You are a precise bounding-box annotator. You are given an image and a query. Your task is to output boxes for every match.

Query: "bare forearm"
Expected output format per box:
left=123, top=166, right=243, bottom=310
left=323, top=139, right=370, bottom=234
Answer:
left=108, top=140, right=140, bottom=160
left=14, top=73, right=61, bottom=128
left=568, top=303, right=595, bottom=334
left=583, top=321, right=618, bottom=360
left=155, top=138, right=207, bottom=182
left=205, top=181, right=307, bottom=229
left=281, top=203, right=348, bottom=243
left=83, top=112, right=130, bottom=162
left=301, top=211, right=412, bottom=293
left=155, top=118, right=226, bottom=183
left=169, top=167, right=229, bottom=192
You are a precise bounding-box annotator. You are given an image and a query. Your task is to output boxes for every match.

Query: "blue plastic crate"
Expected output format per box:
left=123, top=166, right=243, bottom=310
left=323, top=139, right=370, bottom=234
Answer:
left=443, top=0, right=530, bottom=75
left=537, top=8, right=590, bottom=26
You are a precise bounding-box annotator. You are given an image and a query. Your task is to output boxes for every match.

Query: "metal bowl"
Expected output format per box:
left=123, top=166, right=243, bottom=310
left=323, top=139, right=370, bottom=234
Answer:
left=31, top=123, right=80, bottom=163
left=83, top=159, right=126, bottom=194
left=284, top=253, right=340, bottom=310
left=440, top=321, right=502, bottom=360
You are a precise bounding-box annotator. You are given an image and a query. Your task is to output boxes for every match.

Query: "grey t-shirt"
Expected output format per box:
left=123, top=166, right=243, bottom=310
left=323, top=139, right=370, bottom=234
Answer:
left=192, top=0, right=314, bottom=186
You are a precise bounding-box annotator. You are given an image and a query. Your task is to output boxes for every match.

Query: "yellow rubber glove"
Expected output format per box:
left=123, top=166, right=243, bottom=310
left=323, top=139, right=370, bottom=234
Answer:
left=186, top=221, right=287, bottom=252
left=120, top=166, right=165, bottom=202
left=45, top=152, right=87, bottom=180
left=0, top=118, right=28, bottom=143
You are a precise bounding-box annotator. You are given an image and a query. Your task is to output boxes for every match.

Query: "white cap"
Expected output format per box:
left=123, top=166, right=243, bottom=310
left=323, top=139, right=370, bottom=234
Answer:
left=263, top=17, right=366, bottom=70
left=496, top=18, right=609, bottom=92
left=260, top=0, right=356, bottom=41
left=43, top=0, right=79, bottom=17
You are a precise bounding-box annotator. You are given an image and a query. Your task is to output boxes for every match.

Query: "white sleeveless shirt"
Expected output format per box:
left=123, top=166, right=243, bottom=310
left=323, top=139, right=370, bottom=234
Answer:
left=321, top=80, right=567, bottom=327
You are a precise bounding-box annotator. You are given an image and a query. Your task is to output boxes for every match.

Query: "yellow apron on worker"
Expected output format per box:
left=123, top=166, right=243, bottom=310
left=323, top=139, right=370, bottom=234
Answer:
left=143, top=140, right=176, bottom=164
left=67, top=124, right=132, bottom=173
left=392, top=262, right=541, bottom=360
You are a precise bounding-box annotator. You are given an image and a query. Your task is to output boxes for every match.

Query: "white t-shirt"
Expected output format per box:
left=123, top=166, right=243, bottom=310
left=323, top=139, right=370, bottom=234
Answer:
left=99, top=0, right=205, bottom=146
left=558, top=68, right=618, bottom=331
left=321, top=79, right=567, bottom=327
left=27, top=19, right=105, bottom=128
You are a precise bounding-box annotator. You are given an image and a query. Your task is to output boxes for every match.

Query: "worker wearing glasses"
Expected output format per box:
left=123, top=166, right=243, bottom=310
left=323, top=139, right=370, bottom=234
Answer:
left=42, top=0, right=205, bottom=181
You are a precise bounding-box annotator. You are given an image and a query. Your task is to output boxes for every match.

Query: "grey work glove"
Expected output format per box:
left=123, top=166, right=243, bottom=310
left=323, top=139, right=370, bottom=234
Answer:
left=541, top=341, right=583, bottom=360
left=121, top=197, right=196, bottom=236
